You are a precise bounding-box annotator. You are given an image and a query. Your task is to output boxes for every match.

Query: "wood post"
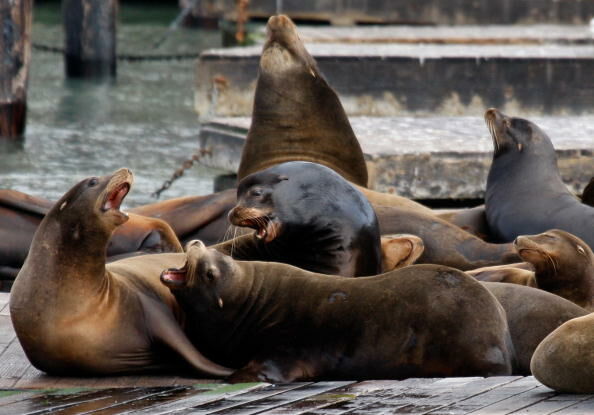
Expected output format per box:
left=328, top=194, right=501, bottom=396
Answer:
left=0, top=0, right=33, bottom=139
left=62, top=0, right=118, bottom=78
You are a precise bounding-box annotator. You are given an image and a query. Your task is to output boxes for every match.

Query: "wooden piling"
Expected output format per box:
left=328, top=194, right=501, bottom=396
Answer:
left=0, top=0, right=33, bottom=139
left=62, top=0, right=118, bottom=78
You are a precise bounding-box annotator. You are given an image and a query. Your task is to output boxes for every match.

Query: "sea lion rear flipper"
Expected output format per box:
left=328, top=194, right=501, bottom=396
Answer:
left=138, top=293, right=233, bottom=377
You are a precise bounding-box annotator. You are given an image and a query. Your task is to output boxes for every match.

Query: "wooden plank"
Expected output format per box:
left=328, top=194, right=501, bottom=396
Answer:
left=0, top=337, right=32, bottom=388
left=369, top=376, right=523, bottom=415
left=428, top=377, right=542, bottom=415
left=465, top=385, right=555, bottom=414
left=124, top=383, right=272, bottom=415
left=282, top=378, right=441, bottom=415
left=0, top=315, right=16, bottom=348
left=210, top=381, right=356, bottom=415
left=509, top=394, right=594, bottom=414
left=0, top=292, right=9, bottom=308
left=0, top=388, right=114, bottom=415
left=46, top=387, right=184, bottom=415
left=551, top=397, right=594, bottom=414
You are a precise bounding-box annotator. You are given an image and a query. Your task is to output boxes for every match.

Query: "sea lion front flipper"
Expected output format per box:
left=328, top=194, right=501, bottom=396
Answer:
left=381, top=234, right=424, bottom=272
left=138, top=293, right=233, bottom=377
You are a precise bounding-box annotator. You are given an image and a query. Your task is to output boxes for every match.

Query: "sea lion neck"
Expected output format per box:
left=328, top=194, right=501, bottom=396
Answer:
left=237, top=15, right=368, bottom=187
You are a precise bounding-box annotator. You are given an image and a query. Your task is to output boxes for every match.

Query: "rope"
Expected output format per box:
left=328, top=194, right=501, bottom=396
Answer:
left=151, top=147, right=213, bottom=199
left=32, top=43, right=201, bottom=61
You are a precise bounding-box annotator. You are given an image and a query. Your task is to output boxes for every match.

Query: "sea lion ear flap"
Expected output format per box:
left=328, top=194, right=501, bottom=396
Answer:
left=380, top=234, right=425, bottom=272
left=160, top=267, right=188, bottom=290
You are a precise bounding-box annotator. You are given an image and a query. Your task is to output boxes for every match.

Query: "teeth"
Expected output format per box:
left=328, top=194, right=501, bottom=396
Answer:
left=256, top=228, right=267, bottom=239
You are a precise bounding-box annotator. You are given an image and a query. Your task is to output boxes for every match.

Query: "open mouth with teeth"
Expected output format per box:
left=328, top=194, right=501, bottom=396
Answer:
left=102, top=182, right=131, bottom=212
left=229, top=207, right=281, bottom=243
left=160, top=265, right=188, bottom=288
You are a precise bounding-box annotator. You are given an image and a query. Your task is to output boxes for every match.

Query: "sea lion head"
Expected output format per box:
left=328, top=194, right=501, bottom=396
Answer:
left=50, top=168, right=133, bottom=241
left=237, top=15, right=368, bottom=187
left=161, top=240, right=238, bottom=311
left=515, top=229, right=593, bottom=275
left=230, top=161, right=374, bottom=244
left=484, top=108, right=556, bottom=161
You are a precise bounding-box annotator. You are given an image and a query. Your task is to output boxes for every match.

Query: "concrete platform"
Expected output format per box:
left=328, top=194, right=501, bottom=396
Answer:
left=198, top=116, right=594, bottom=200
left=182, top=0, right=594, bottom=25
left=195, top=42, right=594, bottom=117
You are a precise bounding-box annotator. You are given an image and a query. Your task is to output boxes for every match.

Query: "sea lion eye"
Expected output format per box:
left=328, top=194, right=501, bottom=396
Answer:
left=249, top=188, right=263, bottom=197
left=206, top=268, right=216, bottom=282
left=577, top=245, right=586, bottom=255
left=88, top=178, right=99, bottom=187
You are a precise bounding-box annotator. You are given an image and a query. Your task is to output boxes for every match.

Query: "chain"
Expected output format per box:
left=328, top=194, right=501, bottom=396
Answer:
left=151, top=147, right=213, bottom=199
left=32, top=43, right=201, bottom=61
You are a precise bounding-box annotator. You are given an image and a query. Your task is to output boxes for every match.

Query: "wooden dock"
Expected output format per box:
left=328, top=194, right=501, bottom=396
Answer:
left=1, top=292, right=593, bottom=414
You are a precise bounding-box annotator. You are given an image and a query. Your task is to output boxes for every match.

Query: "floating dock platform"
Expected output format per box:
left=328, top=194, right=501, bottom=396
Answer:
left=198, top=115, right=594, bottom=200
left=1, top=292, right=593, bottom=413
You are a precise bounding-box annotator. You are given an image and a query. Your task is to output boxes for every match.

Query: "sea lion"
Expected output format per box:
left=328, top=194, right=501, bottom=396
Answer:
left=531, top=313, right=594, bottom=393
left=130, top=189, right=237, bottom=246
left=581, top=177, right=594, bottom=207
left=437, top=205, right=492, bottom=241
left=515, top=229, right=594, bottom=310
left=380, top=234, right=424, bottom=272
left=237, top=14, right=368, bottom=188
left=10, top=169, right=231, bottom=377
left=161, top=240, right=514, bottom=383
left=484, top=108, right=594, bottom=249
left=375, top=206, right=520, bottom=270
left=0, top=189, right=184, bottom=275
left=467, top=263, right=536, bottom=287
left=227, top=161, right=382, bottom=277
left=235, top=14, right=434, bottom=216
left=482, top=282, right=588, bottom=375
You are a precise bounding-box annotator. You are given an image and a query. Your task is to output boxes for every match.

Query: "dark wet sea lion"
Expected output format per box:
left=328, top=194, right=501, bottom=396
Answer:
left=10, top=169, right=231, bottom=377
left=227, top=161, right=381, bottom=277
left=161, top=240, right=514, bottom=383
left=484, top=108, right=594, bottom=249
left=515, top=229, right=594, bottom=310
left=580, top=177, right=594, bottom=207
left=375, top=206, right=520, bottom=270
left=531, top=313, right=594, bottom=393
left=482, top=282, right=588, bottom=375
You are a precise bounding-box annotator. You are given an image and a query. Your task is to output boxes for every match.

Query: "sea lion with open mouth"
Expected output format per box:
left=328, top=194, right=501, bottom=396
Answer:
left=10, top=169, right=232, bottom=377
left=161, top=240, right=514, bottom=383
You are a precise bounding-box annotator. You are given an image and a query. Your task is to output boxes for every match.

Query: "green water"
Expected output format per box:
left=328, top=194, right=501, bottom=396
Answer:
left=0, top=2, right=228, bottom=207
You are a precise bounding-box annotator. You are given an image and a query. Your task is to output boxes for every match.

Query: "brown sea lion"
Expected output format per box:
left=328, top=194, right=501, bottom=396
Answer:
left=515, top=229, right=594, bottom=310
left=237, top=14, right=368, bottom=188
left=161, top=240, right=514, bottom=383
left=481, top=282, right=588, bottom=375
left=227, top=161, right=381, bottom=277
left=531, top=313, right=594, bottom=394
left=130, top=189, right=237, bottom=246
left=467, top=263, right=536, bottom=287
left=375, top=206, right=520, bottom=270
left=484, top=108, right=594, bottom=249
left=10, top=169, right=231, bottom=377
left=0, top=189, right=185, bottom=275
left=235, top=14, right=434, bottom=216
left=380, top=234, right=424, bottom=272
left=436, top=205, right=492, bottom=240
